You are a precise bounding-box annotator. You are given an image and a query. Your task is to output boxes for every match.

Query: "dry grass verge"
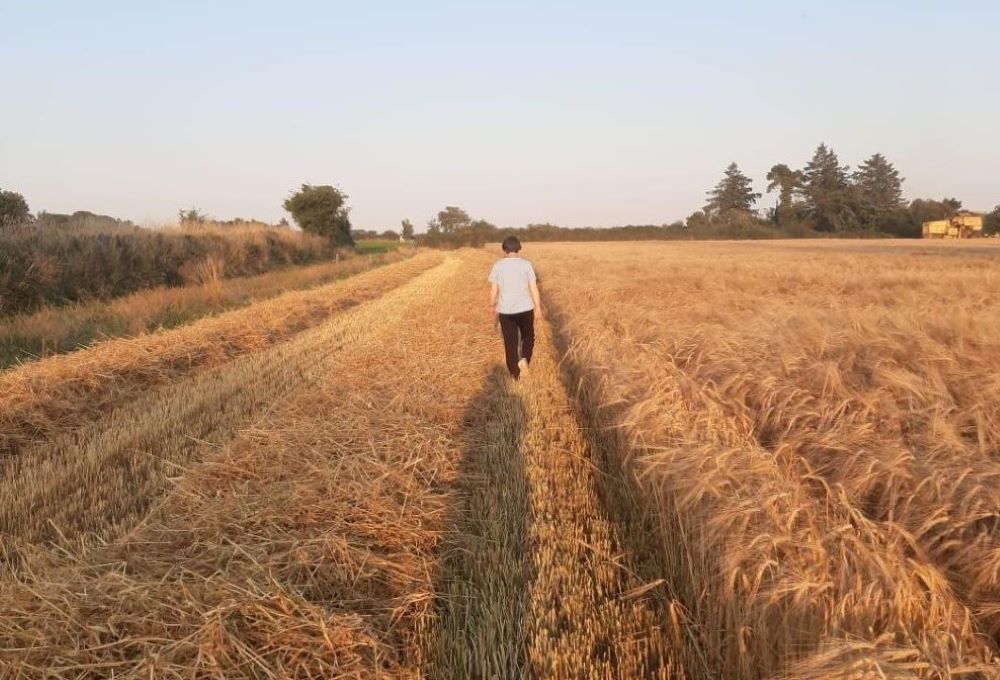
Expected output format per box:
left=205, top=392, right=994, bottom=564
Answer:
left=0, top=249, right=412, bottom=368
left=0, top=221, right=336, bottom=316
left=0, top=251, right=443, bottom=457
left=537, top=241, right=1000, bottom=678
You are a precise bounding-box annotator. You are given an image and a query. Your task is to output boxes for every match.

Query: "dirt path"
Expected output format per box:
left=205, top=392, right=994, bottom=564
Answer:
left=431, top=309, right=682, bottom=678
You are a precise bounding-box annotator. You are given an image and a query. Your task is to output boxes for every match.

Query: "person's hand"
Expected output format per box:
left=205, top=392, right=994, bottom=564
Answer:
left=489, top=304, right=498, bottom=320
left=534, top=306, right=545, bottom=322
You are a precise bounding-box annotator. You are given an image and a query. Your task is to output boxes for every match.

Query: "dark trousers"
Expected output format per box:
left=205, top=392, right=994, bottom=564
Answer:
left=498, top=310, right=535, bottom=379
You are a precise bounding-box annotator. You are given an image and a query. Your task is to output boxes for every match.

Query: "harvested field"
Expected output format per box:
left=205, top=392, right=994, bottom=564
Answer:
left=0, top=251, right=442, bottom=457
left=0, top=256, right=456, bottom=568
left=3, top=240, right=1000, bottom=678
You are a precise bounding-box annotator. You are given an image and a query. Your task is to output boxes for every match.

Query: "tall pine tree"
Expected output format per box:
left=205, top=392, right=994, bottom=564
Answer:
left=852, top=153, right=905, bottom=231
left=705, top=163, right=761, bottom=217
left=801, top=144, right=855, bottom=231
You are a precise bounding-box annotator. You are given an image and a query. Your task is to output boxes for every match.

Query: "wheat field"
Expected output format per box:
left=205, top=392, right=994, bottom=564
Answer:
left=2, top=240, right=1000, bottom=679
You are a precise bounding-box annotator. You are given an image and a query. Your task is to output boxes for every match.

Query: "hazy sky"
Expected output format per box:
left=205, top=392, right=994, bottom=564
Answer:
left=2, top=1, right=997, bottom=231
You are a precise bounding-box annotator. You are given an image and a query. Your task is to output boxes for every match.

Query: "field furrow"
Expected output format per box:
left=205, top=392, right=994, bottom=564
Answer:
left=520, top=323, right=682, bottom=679
left=0, top=251, right=443, bottom=457
left=427, top=366, right=532, bottom=677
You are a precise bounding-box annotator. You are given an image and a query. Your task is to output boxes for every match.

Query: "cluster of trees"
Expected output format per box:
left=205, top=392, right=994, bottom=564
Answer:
left=415, top=206, right=499, bottom=248
left=352, top=228, right=402, bottom=240
left=691, top=145, right=999, bottom=238
left=509, top=223, right=686, bottom=241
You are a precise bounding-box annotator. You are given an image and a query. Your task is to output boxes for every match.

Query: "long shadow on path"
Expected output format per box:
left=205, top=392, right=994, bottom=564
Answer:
left=427, top=366, right=532, bottom=680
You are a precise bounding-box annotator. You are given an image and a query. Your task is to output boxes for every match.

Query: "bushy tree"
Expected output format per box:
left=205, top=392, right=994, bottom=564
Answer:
left=437, top=206, right=471, bottom=234
left=686, top=210, right=709, bottom=229
left=421, top=208, right=496, bottom=248
left=0, top=189, right=30, bottom=228
left=400, top=218, right=414, bottom=239
left=466, top=218, right=498, bottom=246
left=705, top=163, right=760, bottom=217
left=887, top=197, right=963, bottom=238
left=283, top=184, right=353, bottom=247
left=907, top=197, right=962, bottom=225
left=765, top=164, right=803, bottom=225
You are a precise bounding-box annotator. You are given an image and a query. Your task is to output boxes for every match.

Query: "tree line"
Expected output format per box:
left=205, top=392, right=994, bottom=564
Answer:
left=4, top=158, right=998, bottom=250
left=694, top=144, right=999, bottom=238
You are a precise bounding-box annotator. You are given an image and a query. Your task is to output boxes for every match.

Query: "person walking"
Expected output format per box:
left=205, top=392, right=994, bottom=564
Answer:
left=488, top=236, right=542, bottom=380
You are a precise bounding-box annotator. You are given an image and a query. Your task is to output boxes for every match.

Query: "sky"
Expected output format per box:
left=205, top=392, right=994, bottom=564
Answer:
left=1, top=1, right=998, bottom=231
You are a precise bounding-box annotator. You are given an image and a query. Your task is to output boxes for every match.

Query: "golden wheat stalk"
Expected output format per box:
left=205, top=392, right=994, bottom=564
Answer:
left=533, top=241, right=1000, bottom=678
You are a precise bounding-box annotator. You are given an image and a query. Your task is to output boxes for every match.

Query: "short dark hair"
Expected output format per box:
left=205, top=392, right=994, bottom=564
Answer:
left=501, top=236, right=522, bottom=253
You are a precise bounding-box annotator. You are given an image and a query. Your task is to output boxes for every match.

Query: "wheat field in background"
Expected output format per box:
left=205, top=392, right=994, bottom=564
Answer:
left=2, top=240, right=999, bottom=678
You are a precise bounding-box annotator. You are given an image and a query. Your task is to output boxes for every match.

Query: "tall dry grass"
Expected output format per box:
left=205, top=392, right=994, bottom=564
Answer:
left=0, top=249, right=411, bottom=368
left=0, top=221, right=335, bottom=316
left=0, top=251, right=443, bottom=458
left=536, top=240, right=1000, bottom=678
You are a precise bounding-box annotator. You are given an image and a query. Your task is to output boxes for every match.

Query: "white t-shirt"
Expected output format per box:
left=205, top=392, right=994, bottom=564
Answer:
left=488, top=257, right=537, bottom=315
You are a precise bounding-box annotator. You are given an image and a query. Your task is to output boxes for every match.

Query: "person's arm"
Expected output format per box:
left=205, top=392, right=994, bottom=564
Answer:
left=529, top=280, right=543, bottom=320
left=489, top=282, right=499, bottom=318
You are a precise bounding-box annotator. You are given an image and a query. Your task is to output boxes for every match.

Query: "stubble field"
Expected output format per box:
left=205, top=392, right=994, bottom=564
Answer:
left=2, top=239, right=1000, bottom=679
